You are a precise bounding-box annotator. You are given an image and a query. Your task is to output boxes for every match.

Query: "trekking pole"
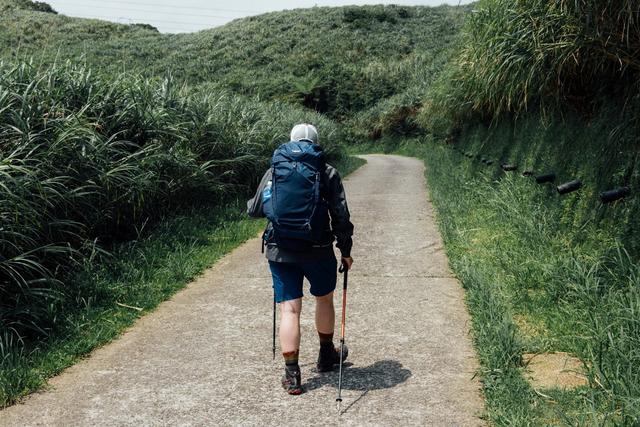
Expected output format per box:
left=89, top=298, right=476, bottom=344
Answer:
left=272, top=292, right=276, bottom=360
left=336, top=262, right=349, bottom=413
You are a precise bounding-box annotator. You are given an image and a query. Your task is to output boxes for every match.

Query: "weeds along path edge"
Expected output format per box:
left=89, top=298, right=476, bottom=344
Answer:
left=357, top=138, right=640, bottom=424
left=0, top=156, right=367, bottom=408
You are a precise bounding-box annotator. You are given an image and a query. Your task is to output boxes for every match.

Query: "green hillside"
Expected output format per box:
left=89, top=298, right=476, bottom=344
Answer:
left=1, top=0, right=465, bottom=119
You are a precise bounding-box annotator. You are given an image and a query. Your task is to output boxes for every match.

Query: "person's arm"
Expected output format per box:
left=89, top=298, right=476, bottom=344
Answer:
left=324, top=165, right=354, bottom=263
left=247, top=169, right=272, bottom=218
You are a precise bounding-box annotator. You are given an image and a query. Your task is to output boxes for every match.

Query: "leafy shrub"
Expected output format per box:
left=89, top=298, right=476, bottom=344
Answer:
left=343, top=5, right=413, bottom=26
left=346, top=50, right=457, bottom=141
left=131, top=23, right=158, bottom=32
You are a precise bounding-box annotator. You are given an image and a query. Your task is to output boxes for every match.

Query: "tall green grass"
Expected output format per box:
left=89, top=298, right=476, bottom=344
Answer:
left=454, top=107, right=640, bottom=257
left=404, top=12, right=640, bottom=420
left=420, top=0, right=640, bottom=133
left=0, top=201, right=265, bottom=407
left=0, top=61, right=343, bottom=363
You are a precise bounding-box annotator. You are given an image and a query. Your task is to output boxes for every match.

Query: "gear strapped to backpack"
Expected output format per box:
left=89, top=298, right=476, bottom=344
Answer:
left=262, top=140, right=332, bottom=251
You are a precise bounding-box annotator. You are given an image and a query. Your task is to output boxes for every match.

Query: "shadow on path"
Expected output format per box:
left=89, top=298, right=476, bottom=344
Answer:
left=303, top=360, right=411, bottom=414
left=304, top=359, right=411, bottom=393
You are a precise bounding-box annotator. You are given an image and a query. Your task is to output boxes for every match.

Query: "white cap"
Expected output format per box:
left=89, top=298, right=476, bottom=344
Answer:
left=290, top=123, right=319, bottom=144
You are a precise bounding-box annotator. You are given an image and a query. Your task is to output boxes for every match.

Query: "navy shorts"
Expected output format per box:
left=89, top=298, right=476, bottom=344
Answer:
left=269, top=258, right=338, bottom=303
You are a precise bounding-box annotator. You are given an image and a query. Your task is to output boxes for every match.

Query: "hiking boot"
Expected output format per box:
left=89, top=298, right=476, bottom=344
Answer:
left=281, top=367, right=303, bottom=395
left=317, top=344, right=348, bottom=373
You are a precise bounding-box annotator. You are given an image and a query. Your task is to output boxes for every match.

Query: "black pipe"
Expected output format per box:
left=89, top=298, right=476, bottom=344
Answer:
left=557, top=179, right=582, bottom=195
left=535, top=173, right=556, bottom=184
left=501, top=164, right=517, bottom=171
left=600, top=187, right=631, bottom=203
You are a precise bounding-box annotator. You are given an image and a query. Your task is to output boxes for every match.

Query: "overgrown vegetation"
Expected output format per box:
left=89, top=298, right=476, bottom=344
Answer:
left=422, top=140, right=640, bottom=425
left=442, top=110, right=640, bottom=423
left=420, top=0, right=640, bottom=132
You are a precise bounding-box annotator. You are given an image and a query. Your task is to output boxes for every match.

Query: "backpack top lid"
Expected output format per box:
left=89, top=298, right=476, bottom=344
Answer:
left=272, top=140, right=326, bottom=170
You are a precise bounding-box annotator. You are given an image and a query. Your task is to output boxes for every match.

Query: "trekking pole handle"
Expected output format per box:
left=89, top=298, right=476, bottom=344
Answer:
left=339, top=264, right=348, bottom=289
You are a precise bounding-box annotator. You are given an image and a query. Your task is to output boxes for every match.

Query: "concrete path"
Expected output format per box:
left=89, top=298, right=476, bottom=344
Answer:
left=0, top=155, right=484, bottom=426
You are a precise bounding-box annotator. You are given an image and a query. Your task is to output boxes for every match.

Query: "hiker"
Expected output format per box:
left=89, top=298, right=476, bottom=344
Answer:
left=247, top=123, right=354, bottom=395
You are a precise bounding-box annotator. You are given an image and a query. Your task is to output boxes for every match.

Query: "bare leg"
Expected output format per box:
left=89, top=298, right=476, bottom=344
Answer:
left=315, top=292, right=335, bottom=335
left=279, top=298, right=302, bottom=353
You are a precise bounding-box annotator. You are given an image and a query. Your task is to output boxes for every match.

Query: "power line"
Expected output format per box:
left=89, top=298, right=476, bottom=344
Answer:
left=53, top=2, right=243, bottom=20
left=51, top=0, right=261, bottom=15
left=72, top=15, right=207, bottom=27
left=71, top=13, right=230, bottom=27
left=162, top=29, right=198, bottom=33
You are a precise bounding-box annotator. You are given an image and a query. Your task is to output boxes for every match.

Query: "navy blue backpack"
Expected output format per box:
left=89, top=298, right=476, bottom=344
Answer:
left=262, top=141, right=332, bottom=250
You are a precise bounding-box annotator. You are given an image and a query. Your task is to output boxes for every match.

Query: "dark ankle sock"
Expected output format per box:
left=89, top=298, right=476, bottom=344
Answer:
left=318, top=332, right=334, bottom=350
left=283, top=350, right=299, bottom=370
